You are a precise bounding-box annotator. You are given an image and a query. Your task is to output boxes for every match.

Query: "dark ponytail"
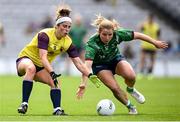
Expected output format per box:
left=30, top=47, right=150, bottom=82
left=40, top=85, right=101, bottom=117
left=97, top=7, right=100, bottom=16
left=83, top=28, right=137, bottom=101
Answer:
left=56, top=4, right=71, bottom=21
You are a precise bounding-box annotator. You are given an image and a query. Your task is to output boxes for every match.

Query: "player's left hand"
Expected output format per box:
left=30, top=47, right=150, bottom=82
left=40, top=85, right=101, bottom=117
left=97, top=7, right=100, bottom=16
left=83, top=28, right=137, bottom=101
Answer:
left=154, top=40, right=168, bottom=49
left=76, top=85, right=86, bottom=99
left=50, top=71, right=61, bottom=88
left=88, top=73, right=101, bottom=88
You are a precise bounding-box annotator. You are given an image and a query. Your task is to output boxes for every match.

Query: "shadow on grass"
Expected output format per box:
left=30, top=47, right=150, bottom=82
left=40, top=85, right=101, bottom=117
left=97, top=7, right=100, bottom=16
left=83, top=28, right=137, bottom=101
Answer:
left=1, top=113, right=164, bottom=116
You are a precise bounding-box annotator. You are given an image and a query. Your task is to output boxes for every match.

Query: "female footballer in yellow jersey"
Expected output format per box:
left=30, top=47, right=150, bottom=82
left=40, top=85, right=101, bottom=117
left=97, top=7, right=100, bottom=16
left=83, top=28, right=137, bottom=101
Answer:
left=139, top=13, right=161, bottom=79
left=16, top=4, right=100, bottom=116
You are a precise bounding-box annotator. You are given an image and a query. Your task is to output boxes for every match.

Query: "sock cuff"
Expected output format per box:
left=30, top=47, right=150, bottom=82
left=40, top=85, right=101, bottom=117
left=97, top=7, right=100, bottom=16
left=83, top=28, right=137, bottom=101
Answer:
left=23, top=80, right=33, bottom=83
left=126, top=100, right=134, bottom=109
left=127, top=87, right=134, bottom=93
left=22, top=102, right=28, bottom=106
left=126, top=100, right=130, bottom=106
left=54, top=107, right=62, bottom=112
left=51, top=88, right=61, bottom=91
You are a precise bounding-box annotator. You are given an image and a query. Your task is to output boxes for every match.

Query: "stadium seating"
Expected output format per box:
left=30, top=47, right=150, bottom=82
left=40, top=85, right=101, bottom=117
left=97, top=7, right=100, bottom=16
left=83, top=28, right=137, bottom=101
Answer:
left=0, top=0, right=179, bottom=75
left=0, top=0, right=179, bottom=58
left=143, top=0, right=180, bottom=30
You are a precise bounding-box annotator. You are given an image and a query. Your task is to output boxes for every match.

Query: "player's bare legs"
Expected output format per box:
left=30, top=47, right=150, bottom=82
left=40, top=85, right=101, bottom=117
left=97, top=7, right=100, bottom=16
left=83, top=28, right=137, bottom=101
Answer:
left=17, top=58, right=66, bottom=115
left=116, top=60, right=145, bottom=104
left=17, top=58, right=36, bottom=114
left=97, top=70, right=128, bottom=105
left=97, top=70, right=137, bottom=114
left=17, top=58, right=36, bottom=80
left=34, top=69, right=67, bottom=115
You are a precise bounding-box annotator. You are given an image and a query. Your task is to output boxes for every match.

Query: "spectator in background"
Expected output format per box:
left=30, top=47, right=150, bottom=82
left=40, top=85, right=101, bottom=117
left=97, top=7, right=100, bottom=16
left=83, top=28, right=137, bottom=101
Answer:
left=108, top=0, right=117, bottom=7
left=40, top=15, right=53, bottom=29
left=176, top=36, right=180, bottom=54
left=62, top=13, right=87, bottom=75
left=122, top=44, right=137, bottom=71
left=0, top=21, right=5, bottom=47
left=25, top=15, right=53, bottom=36
left=138, top=13, right=161, bottom=79
left=69, top=13, right=87, bottom=60
left=164, top=41, right=172, bottom=53
left=24, top=21, right=39, bottom=35
left=123, top=44, right=134, bottom=62
left=93, top=0, right=117, bottom=7
left=93, top=0, right=106, bottom=3
left=162, top=41, right=173, bottom=77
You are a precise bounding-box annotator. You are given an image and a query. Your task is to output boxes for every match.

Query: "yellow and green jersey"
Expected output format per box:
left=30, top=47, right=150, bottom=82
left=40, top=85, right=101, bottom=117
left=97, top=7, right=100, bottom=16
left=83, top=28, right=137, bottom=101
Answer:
left=141, top=22, right=160, bottom=50
left=18, top=28, right=72, bottom=67
left=85, top=28, right=134, bottom=64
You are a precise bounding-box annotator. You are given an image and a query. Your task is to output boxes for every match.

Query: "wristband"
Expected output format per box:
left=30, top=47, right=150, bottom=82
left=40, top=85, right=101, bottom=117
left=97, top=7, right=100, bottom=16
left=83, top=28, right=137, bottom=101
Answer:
left=50, top=71, right=55, bottom=76
left=88, top=73, right=92, bottom=78
left=79, top=85, right=85, bottom=89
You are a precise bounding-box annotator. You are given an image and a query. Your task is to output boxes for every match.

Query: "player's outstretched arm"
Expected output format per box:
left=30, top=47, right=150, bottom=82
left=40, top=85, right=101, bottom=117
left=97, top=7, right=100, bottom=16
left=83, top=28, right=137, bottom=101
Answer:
left=76, top=74, right=88, bottom=99
left=76, top=60, right=101, bottom=99
left=84, top=60, right=101, bottom=88
left=134, top=32, right=168, bottom=49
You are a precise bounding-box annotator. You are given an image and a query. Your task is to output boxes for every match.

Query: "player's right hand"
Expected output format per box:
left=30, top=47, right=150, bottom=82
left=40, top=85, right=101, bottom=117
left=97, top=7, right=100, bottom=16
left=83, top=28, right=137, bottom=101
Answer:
left=88, top=73, right=101, bottom=88
left=76, top=85, right=86, bottom=100
left=50, top=71, right=61, bottom=87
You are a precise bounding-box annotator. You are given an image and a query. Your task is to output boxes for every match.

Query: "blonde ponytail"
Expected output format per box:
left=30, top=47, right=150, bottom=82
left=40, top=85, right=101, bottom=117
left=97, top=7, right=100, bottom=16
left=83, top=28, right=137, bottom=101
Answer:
left=92, top=14, right=120, bottom=32
left=91, top=14, right=106, bottom=27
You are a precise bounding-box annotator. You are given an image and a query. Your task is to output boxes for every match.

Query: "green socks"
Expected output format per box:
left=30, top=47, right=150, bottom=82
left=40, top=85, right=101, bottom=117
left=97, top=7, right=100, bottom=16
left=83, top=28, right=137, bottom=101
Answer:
left=126, top=100, right=134, bottom=109
left=126, top=86, right=134, bottom=93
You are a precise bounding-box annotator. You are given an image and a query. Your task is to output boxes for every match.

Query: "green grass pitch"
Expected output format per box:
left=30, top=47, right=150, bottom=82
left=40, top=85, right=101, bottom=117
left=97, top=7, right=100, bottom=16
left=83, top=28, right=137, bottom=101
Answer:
left=0, top=75, right=180, bottom=121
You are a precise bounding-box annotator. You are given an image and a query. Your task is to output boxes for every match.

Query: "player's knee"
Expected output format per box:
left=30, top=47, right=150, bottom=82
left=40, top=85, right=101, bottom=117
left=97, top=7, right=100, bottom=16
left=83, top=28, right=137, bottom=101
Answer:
left=47, top=80, right=54, bottom=87
left=126, top=74, right=136, bottom=82
left=26, top=66, right=36, bottom=75
left=48, top=80, right=59, bottom=88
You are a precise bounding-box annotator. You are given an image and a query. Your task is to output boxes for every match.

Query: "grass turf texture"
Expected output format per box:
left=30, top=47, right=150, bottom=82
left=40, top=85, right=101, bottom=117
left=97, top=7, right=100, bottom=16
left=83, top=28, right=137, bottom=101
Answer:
left=0, top=75, right=180, bottom=121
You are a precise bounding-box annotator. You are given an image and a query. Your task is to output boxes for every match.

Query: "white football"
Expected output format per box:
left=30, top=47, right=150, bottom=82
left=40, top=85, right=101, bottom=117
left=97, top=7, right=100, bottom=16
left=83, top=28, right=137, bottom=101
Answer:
left=96, top=99, right=115, bottom=116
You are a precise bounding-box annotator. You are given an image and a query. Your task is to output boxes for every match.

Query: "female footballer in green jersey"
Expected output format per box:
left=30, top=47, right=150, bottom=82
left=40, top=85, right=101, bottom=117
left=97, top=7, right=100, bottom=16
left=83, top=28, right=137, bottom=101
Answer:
left=76, top=15, right=168, bottom=114
left=16, top=5, right=100, bottom=116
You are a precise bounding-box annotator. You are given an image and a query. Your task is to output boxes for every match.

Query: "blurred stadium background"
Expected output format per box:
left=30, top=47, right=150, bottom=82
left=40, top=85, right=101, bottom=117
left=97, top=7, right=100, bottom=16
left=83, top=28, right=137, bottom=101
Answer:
left=0, top=0, right=180, bottom=76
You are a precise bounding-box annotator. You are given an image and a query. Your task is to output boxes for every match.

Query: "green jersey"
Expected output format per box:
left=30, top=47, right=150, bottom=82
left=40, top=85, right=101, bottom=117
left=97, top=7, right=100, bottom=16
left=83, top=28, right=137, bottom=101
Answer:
left=69, top=25, right=87, bottom=49
left=85, top=28, right=134, bottom=64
